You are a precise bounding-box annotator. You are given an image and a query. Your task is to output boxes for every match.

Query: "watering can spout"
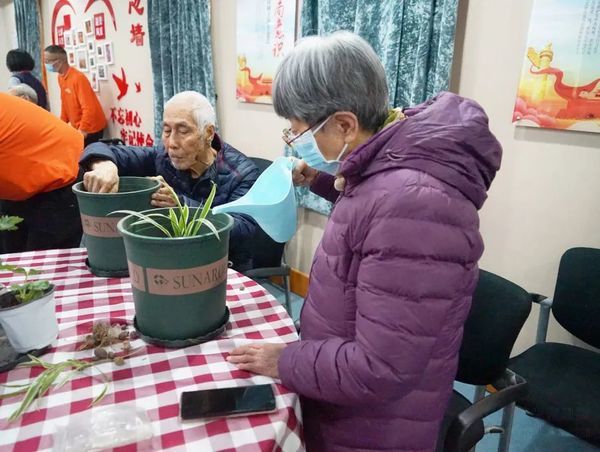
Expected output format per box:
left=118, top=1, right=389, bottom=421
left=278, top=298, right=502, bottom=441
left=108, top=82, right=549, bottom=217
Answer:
left=211, top=157, right=297, bottom=243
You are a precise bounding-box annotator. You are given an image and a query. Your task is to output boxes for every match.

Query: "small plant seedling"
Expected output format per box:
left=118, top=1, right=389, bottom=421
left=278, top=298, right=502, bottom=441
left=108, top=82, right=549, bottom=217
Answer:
left=112, top=181, right=220, bottom=239
left=0, top=263, right=50, bottom=304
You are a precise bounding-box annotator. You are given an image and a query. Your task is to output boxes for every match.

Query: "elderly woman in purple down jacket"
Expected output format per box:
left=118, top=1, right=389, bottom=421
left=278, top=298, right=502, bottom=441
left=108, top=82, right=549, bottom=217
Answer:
left=228, top=31, right=503, bottom=451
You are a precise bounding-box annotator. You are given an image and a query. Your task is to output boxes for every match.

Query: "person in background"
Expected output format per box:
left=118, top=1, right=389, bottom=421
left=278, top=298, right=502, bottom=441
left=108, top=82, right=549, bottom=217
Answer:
left=8, top=83, right=38, bottom=104
left=79, top=91, right=260, bottom=272
left=227, top=32, right=503, bottom=451
left=44, top=45, right=106, bottom=146
left=6, top=48, right=48, bottom=110
left=0, top=93, right=83, bottom=253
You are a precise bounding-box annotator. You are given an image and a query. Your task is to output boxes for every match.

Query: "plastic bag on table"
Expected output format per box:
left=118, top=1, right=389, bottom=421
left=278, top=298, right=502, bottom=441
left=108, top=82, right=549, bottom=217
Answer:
left=53, top=405, right=153, bottom=451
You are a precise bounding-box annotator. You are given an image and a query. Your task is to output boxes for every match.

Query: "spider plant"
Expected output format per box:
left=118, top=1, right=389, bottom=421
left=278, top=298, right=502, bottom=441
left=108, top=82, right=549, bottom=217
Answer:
left=0, top=355, right=109, bottom=422
left=112, top=182, right=220, bottom=239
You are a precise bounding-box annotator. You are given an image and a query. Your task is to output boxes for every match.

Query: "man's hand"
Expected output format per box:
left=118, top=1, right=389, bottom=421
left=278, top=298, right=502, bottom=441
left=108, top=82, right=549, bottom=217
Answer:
left=291, top=158, right=319, bottom=187
left=227, top=343, right=286, bottom=378
left=150, top=175, right=178, bottom=207
left=83, top=160, right=119, bottom=193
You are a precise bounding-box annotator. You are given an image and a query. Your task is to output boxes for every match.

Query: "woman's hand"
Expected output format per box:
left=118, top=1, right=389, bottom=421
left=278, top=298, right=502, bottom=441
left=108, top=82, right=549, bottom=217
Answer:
left=149, top=175, right=178, bottom=207
left=291, top=158, right=319, bottom=187
left=83, top=160, right=119, bottom=193
left=227, top=343, right=286, bottom=378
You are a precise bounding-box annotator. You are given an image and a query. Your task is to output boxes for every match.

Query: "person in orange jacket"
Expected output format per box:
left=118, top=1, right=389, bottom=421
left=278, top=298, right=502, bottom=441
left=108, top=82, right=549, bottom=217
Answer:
left=0, top=93, right=84, bottom=253
left=44, top=45, right=107, bottom=146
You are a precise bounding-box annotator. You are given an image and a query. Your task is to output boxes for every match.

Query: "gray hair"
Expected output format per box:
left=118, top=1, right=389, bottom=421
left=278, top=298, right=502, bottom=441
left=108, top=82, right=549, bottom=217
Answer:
left=8, top=83, right=38, bottom=104
left=164, top=91, right=216, bottom=131
left=273, top=31, right=389, bottom=131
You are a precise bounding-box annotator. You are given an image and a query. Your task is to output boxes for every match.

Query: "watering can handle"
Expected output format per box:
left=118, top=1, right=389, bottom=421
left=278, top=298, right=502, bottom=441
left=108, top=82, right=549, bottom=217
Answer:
left=286, top=156, right=298, bottom=171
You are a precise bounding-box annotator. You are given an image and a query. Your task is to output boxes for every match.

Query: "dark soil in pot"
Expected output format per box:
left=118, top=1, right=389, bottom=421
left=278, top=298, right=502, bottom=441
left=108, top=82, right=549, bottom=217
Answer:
left=0, top=292, right=19, bottom=310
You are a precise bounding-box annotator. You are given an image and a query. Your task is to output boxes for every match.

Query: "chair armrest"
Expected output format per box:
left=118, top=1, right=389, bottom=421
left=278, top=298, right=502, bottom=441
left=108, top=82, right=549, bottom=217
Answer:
left=445, top=370, right=527, bottom=452
left=530, top=292, right=549, bottom=304
left=530, top=294, right=553, bottom=344
left=245, top=265, right=291, bottom=279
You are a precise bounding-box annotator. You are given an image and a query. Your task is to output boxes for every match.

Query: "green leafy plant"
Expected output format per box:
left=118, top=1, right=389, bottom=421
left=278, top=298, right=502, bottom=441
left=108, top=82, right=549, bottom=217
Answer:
left=0, top=324, right=141, bottom=421
left=0, top=355, right=109, bottom=422
left=0, top=215, right=49, bottom=304
left=0, top=263, right=50, bottom=304
left=0, top=216, right=23, bottom=232
left=112, top=182, right=220, bottom=239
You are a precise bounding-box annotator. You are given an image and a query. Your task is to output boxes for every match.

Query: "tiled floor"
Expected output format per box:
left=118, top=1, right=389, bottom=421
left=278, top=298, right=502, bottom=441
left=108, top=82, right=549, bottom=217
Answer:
left=260, top=280, right=599, bottom=452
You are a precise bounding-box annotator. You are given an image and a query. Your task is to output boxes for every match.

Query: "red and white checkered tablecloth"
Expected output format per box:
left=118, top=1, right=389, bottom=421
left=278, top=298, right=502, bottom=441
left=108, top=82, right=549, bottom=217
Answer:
left=0, top=248, right=304, bottom=451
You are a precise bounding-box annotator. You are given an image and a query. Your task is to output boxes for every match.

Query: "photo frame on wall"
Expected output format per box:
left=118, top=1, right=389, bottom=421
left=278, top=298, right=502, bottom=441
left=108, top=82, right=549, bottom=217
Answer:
left=64, top=31, right=73, bottom=49
left=76, top=50, right=88, bottom=72
left=97, top=63, right=107, bottom=80
left=89, top=55, right=96, bottom=69
left=91, top=71, right=99, bottom=92
left=84, top=18, right=94, bottom=36
left=87, top=40, right=95, bottom=53
left=76, top=29, right=86, bottom=47
left=67, top=50, right=76, bottom=66
left=96, top=44, right=104, bottom=58
left=104, top=41, right=114, bottom=65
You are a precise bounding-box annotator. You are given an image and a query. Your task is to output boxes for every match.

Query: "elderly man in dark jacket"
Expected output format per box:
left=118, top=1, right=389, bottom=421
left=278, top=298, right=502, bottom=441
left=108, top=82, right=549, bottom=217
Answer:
left=80, top=91, right=259, bottom=271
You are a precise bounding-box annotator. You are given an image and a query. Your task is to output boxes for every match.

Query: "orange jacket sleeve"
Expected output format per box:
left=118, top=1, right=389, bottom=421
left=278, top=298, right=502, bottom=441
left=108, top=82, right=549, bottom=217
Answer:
left=75, top=75, right=102, bottom=132
left=60, top=89, right=69, bottom=123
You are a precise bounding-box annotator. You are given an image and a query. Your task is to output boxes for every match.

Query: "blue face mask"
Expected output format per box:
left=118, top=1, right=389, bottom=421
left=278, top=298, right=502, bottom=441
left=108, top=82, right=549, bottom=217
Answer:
left=291, top=117, right=348, bottom=176
left=45, top=63, right=57, bottom=73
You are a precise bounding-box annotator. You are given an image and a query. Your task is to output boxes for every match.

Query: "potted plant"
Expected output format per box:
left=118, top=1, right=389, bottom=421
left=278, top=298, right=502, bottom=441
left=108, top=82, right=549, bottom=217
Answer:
left=0, top=215, right=22, bottom=297
left=0, top=216, right=58, bottom=353
left=72, top=177, right=160, bottom=277
left=115, top=183, right=234, bottom=345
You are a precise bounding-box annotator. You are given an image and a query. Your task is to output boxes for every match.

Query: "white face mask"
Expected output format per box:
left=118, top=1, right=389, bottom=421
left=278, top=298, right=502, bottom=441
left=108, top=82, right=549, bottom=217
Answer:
left=291, top=117, right=348, bottom=176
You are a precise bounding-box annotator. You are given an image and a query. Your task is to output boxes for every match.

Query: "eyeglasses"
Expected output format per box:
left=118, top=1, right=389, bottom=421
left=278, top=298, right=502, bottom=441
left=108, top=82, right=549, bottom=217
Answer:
left=282, top=116, right=328, bottom=147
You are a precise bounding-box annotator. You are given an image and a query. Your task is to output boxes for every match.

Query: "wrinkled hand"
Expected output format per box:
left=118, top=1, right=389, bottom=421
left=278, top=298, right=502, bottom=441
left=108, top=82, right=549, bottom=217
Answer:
left=83, top=160, right=119, bottom=193
left=149, top=175, right=177, bottom=207
left=290, top=158, right=319, bottom=187
left=227, top=343, right=286, bottom=378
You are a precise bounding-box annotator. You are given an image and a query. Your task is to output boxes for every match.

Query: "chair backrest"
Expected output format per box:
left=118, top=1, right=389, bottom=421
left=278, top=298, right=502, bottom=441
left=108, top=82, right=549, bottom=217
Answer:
left=246, top=157, right=286, bottom=269
left=552, top=247, right=600, bottom=348
left=456, top=270, right=532, bottom=385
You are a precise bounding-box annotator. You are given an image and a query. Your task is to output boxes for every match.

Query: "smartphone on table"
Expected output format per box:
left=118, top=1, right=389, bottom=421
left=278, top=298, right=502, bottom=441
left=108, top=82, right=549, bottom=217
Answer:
left=180, top=384, right=277, bottom=420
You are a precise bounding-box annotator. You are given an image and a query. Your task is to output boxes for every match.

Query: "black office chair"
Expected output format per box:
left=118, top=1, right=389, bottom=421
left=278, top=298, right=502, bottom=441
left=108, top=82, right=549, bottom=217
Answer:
left=243, top=157, right=292, bottom=314
left=504, top=247, right=600, bottom=447
left=437, top=270, right=531, bottom=452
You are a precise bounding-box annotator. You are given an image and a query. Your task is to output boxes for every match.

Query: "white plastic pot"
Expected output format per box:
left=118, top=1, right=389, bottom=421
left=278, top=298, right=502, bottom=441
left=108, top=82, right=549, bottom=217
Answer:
left=0, top=286, right=58, bottom=353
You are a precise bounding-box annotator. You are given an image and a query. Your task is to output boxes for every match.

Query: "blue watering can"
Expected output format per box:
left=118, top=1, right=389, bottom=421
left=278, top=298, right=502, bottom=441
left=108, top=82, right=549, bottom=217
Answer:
left=211, top=157, right=297, bottom=243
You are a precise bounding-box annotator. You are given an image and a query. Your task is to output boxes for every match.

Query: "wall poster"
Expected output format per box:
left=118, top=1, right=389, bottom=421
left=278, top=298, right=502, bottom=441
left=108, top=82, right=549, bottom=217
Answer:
left=514, top=0, right=600, bottom=133
left=236, top=0, right=297, bottom=104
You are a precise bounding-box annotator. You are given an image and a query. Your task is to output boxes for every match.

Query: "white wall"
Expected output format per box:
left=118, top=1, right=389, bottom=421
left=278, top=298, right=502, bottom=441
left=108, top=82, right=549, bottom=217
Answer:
left=0, top=0, right=17, bottom=85
left=453, top=0, right=600, bottom=352
left=211, top=0, right=328, bottom=273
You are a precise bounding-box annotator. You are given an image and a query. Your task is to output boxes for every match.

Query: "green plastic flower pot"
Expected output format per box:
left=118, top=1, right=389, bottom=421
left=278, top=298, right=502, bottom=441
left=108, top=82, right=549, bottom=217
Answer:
left=117, top=208, right=234, bottom=342
left=73, top=177, right=160, bottom=277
